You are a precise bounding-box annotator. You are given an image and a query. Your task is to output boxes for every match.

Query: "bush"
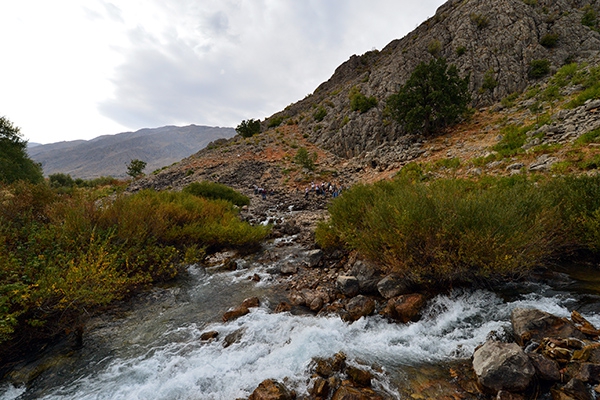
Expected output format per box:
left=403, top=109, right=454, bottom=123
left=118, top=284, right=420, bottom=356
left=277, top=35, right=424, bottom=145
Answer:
left=183, top=181, right=250, bottom=207
left=386, top=58, right=470, bottom=136
left=316, top=175, right=600, bottom=286
left=492, top=125, right=528, bottom=157
left=0, top=183, right=269, bottom=345
left=481, top=69, right=498, bottom=92
left=582, top=7, right=597, bottom=28
left=294, top=147, right=317, bottom=171
left=528, top=59, right=551, bottom=79
left=313, top=106, right=327, bottom=122
left=267, top=116, right=284, bottom=128
left=236, top=119, right=261, bottom=138
left=0, top=116, right=44, bottom=184
left=349, top=87, right=378, bottom=113
left=470, top=13, right=489, bottom=29
left=540, top=33, right=559, bottom=48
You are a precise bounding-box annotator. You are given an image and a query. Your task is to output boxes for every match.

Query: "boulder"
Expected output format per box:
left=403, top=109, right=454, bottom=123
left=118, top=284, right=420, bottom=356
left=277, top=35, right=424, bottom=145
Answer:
left=310, top=377, right=330, bottom=398
left=200, top=330, right=219, bottom=341
left=248, top=379, right=294, bottom=400
left=346, top=365, right=372, bottom=387
left=350, top=260, right=381, bottom=294
left=578, top=363, right=600, bottom=384
left=242, top=297, right=260, bottom=308
left=222, top=306, right=249, bottom=322
left=305, top=249, right=323, bottom=268
left=511, top=308, right=586, bottom=346
left=472, top=340, right=535, bottom=393
left=279, top=263, right=298, bottom=275
left=528, top=353, right=561, bottom=382
left=376, top=273, right=410, bottom=299
left=551, top=378, right=593, bottom=400
left=380, top=294, right=425, bottom=323
left=337, top=276, right=360, bottom=297
left=345, top=295, right=375, bottom=321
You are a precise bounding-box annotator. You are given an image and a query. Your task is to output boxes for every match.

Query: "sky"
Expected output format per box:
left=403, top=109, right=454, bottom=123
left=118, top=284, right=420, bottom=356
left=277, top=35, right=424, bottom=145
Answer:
left=1, top=0, right=445, bottom=145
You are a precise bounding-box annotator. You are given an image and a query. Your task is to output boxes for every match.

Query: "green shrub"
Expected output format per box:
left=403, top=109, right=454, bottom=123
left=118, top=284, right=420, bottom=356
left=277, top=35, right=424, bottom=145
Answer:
left=317, top=175, right=600, bottom=285
left=528, top=59, right=551, bottom=79
left=434, top=157, right=461, bottom=169
left=183, top=181, right=250, bottom=207
left=540, top=33, right=559, bottom=48
left=470, top=13, right=489, bottom=29
left=455, top=46, right=466, bottom=56
left=481, top=69, right=498, bottom=92
left=501, top=93, right=520, bottom=108
left=294, top=147, right=317, bottom=171
left=236, top=119, right=261, bottom=138
left=427, top=39, right=442, bottom=56
left=349, top=87, right=378, bottom=113
left=492, top=125, right=527, bottom=156
left=575, top=128, right=600, bottom=146
left=267, top=116, right=284, bottom=128
left=0, top=183, right=268, bottom=345
left=313, top=106, right=327, bottom=122
left=582, top=6, right=597, bottom=28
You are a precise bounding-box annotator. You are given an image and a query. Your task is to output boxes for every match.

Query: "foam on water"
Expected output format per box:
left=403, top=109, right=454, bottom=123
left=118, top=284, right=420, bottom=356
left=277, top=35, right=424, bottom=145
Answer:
left=1, top=288, right=586, bottom=400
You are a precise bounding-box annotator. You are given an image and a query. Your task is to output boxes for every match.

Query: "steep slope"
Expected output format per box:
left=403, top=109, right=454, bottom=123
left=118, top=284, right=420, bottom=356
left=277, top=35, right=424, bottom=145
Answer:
left=266, top=0, right=600, bottom=158
left=132, top=0, right=600, bottom=199
left=28, top=125, right=235, bottom=179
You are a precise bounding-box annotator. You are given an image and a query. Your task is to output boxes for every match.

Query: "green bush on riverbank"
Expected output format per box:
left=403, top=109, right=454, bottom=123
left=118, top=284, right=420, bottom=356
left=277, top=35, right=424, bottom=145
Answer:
left=316, top=173, right=600, bottom=286
left=0, top=182, right=269, bottom=345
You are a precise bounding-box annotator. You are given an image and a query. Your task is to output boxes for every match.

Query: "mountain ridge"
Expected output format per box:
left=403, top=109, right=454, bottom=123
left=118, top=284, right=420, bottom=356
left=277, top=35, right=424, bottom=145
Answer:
left=28, top=125, right=236, bottom=179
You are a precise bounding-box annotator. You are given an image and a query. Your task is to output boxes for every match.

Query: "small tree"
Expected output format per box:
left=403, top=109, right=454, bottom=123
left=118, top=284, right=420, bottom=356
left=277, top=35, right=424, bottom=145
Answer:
left=294, top=147, right=317, bottom=171
left=0, top=116, right=44, bottom=184
left=236, top=119, right=261, bottom=138
left=386, top=58, right=470, bottom=136
left=126, top=159, right=147, bottom=179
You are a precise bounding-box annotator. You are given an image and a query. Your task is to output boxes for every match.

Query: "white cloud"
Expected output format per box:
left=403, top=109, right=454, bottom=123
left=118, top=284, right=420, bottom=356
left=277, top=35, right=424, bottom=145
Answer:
left=0, top=0, right=445, bottom=144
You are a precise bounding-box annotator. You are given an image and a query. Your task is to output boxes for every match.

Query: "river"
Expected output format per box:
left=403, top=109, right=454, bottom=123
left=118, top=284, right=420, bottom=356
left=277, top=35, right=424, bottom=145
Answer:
left=1, top=242, right=599, bottom=399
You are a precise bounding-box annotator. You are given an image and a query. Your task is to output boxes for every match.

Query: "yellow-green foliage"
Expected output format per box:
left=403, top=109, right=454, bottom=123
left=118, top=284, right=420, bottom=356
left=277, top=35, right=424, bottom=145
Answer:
left=0, top=183, right=269, bottom=343
left=316, top=175, right=600, bottom=286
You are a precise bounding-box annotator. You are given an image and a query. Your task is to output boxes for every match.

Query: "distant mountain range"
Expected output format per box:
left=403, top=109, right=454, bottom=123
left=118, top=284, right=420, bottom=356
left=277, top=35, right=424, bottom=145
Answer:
left=27, top=125, right=236, bottom=179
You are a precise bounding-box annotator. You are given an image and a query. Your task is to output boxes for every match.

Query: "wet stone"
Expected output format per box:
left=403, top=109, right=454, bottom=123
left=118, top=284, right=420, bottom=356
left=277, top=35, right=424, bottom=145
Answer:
left=200, top=330, right=219, bottom=341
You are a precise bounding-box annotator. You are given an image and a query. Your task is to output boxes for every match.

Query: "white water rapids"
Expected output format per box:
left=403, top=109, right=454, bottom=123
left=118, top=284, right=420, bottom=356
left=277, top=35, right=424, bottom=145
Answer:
left=2, top=263, right=599, bottom=399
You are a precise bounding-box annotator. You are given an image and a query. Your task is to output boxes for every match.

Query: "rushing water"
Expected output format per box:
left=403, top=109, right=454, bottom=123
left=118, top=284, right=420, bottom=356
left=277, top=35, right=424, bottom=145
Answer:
left=2, top=256, right=600, bottom=399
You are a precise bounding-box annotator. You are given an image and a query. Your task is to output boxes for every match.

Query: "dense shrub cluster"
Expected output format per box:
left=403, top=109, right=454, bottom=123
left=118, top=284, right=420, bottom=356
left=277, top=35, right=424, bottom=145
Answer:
left=183, top=181, right=250, bottom=207
left=0, top=183, right=268, bottom=345
left=349, top=87, right=378, bottom=113
left=316, top=174, right=600, bottom=287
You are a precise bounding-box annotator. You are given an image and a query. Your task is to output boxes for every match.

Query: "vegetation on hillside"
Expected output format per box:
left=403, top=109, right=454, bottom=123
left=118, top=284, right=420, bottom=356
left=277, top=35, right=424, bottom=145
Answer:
left=0, top=180, right=268, bottom=347
left=316, top=173, right=600, bottom=286
left=386, top=58, right=471, bottom=136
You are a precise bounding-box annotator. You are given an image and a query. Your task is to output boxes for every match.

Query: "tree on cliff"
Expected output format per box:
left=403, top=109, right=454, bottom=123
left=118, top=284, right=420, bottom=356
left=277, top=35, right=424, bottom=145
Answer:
left=0, top=116, right=44, bottom=184
left=235, top=119, right=261, bottom=138
left=386, top=58, right=470, bottom=136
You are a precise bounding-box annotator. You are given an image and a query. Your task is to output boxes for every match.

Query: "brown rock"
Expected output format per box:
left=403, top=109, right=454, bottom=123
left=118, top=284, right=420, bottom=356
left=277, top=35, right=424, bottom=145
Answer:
left=309, top=296, right=324, bottom=312
left=248, top=379, right=294, bottom=400
left=528, top=353, right=561, bottom=382
left=578, top=363, right=600, bottom=384
left=331, top=385, right=383, bottom=400
left=345, top=295, right=375, bottom=322
left=274, top=302, right=292, bottom=313
left=381, top=293, right=425, bottom=323
left=222, top=306, right=249, bottom=322
left=559, top=378, right=594, bottom=400
left=337, top=276, right=360, bottom=297
left=242, top=297, right=260, bottom=308
left=310, top=377, right=330, bottom=398
left=200, top=330, right=219, bottom=341
left=346, top=366, right=372, bottom=387
left=511, top=308, right=586, bottom=346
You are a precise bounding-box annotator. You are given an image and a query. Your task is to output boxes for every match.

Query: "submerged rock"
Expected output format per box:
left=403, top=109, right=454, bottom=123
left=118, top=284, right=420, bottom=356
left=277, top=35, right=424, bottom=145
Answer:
left=380, top=293, right=425, bottom=323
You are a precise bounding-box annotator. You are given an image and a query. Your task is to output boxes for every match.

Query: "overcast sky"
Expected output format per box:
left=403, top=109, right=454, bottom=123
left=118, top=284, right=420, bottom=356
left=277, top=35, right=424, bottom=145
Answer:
left=1, top=0, right=445, bottom=144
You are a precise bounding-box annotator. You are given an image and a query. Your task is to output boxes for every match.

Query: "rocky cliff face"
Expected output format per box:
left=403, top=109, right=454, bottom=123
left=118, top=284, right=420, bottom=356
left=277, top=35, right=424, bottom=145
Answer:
left=267, top=0, right=600, bottom=158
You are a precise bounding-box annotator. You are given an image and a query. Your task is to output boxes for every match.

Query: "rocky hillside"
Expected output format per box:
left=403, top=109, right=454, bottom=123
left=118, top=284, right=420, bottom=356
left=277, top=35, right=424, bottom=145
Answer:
left=28, top=125, right=235, bottom=179
left=266, top=0, right=600, bottom=158
left=131, top=0, right=600, bottom=204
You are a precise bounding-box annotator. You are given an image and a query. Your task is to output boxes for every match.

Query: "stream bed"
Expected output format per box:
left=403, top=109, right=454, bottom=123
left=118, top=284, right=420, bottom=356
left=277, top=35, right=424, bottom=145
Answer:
left=1, top=242, right=599, bottom=399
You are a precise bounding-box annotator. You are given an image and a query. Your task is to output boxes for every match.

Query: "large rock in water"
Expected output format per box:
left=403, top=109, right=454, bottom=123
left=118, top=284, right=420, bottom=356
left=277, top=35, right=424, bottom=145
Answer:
left=511, top=308, right=586, bottom=345
left=248, top=379, right=294, bottom=400
left=472, top=340, right=535, bottom=393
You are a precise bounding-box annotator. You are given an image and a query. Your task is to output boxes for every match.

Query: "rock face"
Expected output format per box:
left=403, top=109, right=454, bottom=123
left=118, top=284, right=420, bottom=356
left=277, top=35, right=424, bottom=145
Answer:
left=265, top=0, right=600, bottom=159
left=472, top=340, right=536, bottom=393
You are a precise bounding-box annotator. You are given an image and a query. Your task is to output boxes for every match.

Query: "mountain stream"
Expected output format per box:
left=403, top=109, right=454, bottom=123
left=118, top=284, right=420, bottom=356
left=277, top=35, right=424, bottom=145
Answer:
left=1, top=236, right=600, bottom=399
